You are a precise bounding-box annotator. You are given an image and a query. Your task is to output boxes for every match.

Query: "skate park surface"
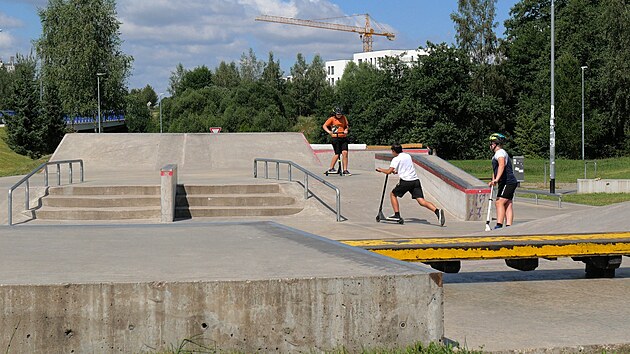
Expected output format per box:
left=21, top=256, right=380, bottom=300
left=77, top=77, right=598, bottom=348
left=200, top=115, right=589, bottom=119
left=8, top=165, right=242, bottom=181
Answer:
left=2, top=132, right=630, bottom=353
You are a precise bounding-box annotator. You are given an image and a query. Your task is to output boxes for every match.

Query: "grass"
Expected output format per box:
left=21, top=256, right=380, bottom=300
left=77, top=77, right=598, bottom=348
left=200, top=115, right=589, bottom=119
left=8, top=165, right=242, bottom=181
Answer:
left=154, top=339, right=481, bottom=354
left=450, top=156, right=630, bottom=206
left=449, top=156, right=630, bottom=183
left=0, top=127, right=50, bottom=177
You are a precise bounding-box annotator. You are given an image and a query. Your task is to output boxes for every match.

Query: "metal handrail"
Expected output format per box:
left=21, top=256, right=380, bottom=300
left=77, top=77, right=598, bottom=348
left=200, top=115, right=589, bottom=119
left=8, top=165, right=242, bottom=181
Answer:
left=584, top=160, right=597, bottom=179
left=254, top=158, right=341, bottom=222
left=8, top=159, right=84, bottom=226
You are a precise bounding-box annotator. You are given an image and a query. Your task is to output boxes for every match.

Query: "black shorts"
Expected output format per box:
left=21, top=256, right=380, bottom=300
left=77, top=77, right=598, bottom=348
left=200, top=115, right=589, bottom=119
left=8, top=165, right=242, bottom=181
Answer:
left=392, top=179, right=425, bottom=199
left=331, top=137, right=349, bottom=155
left=497, top=183, right=517, bottom=200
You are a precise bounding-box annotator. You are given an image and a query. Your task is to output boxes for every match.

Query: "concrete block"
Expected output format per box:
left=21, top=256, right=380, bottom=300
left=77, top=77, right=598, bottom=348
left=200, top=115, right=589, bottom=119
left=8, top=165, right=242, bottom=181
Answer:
left=578, top=179, right=630, bottom=194
left=0, top=222, right=443, bottom=353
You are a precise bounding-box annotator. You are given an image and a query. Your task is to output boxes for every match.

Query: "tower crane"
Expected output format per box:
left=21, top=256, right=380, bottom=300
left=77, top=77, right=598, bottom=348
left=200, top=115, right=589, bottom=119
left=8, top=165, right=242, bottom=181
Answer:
left=255, top=14, right=395, bottom=52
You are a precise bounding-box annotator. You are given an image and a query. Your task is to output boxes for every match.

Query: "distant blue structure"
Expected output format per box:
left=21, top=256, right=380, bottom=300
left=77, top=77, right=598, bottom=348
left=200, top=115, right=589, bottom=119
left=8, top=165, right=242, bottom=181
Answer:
left=64, top=113, right=125, bottom=131
left=0, top=110, right=15, bottom=124
left=1, top=110, right=125, bottom=130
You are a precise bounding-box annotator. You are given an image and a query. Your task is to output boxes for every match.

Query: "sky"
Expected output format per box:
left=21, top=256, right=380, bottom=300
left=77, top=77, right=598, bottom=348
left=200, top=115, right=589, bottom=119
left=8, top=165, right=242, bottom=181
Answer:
left=0, top=0, right=519, bottom=95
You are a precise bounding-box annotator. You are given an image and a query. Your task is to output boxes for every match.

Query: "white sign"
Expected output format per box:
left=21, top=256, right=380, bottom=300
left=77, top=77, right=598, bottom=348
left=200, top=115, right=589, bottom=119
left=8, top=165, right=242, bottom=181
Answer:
left=209, top=127, right=222, bottom=133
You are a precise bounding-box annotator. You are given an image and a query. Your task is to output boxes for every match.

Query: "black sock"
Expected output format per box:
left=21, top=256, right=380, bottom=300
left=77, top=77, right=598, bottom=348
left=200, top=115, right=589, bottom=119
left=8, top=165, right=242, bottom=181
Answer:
left=394, top=212, right=400, bottom=217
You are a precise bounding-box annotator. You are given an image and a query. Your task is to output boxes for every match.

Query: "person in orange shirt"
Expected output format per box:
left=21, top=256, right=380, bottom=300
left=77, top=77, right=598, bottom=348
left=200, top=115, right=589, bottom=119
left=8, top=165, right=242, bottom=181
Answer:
left=322, top=107, right=351, bottom=175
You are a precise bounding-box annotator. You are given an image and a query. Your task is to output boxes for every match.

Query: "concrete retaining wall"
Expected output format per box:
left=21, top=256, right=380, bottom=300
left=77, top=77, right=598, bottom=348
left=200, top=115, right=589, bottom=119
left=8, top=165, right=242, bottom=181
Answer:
left=375, top=153, right=490, bottom=221
left=1, top=275, right=442, bottom=353
left=578, top=179, right=630, bottom=194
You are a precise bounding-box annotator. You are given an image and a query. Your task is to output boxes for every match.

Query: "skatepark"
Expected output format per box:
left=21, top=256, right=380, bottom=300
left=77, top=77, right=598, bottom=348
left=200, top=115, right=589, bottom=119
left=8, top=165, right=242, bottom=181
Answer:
left=1, top=132, right=630, bottom=353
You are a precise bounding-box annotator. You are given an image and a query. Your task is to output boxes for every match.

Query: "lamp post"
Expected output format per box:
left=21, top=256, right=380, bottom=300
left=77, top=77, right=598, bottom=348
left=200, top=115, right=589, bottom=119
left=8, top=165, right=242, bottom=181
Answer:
left=158, top=93, right=165, bottom=133
left=96, top=72, right=106, bottom=133
left=581, top=66, right=588, bottom=161
left=549, top=0, right=556, bottom=193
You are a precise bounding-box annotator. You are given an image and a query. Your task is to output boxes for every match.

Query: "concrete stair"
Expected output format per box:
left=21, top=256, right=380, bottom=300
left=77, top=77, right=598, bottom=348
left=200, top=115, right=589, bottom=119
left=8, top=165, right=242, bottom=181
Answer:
left=36, top=185, right=161, bottom=220
left=34, top=183, right=302, bottom=221
left=175, top=184, right=302, bottom=219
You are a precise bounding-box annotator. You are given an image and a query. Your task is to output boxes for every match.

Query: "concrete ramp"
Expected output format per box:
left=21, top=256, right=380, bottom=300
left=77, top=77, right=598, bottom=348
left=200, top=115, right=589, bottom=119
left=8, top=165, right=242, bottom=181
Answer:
left=51, top=133, right=321, bottom=173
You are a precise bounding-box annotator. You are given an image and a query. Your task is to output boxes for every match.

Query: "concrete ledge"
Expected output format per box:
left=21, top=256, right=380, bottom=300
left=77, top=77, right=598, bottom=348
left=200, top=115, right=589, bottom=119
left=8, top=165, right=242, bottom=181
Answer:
left=375, top=153, right=490, bottom=221
left=578, top=179, right=630, bottom=194
left=0, top=222, right=443, bottom=352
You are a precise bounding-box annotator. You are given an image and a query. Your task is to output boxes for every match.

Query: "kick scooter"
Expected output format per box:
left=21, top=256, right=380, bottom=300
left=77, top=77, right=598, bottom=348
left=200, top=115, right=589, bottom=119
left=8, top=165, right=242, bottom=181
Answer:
left=375, top=174, right=404, bottom=224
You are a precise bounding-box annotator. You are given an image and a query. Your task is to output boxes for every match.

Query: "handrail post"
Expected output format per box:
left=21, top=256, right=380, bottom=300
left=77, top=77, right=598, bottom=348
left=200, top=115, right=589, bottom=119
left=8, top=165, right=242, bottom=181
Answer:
left=304, top=174, right=309, bottom=199
left=594, top=161, right=597, bottom=178
left=25, top=179, right=30, bottom=210
left=336, top=189, right=341, bottom=222
left=44, top=165, right=49, bottom=186
left=8, top=189, right=13, bottom=226
left=288, top=165, right=292, bottom=182
left=254, top=160, right=257, bottom=178
left=57, top=163, right=61, bottom=185
left=80, top=160, right=84, bottom=182
left=69, top=162, right=73, bottom=184
left=264, top=161, right=268, bottom=179
left=275, top=162, right=280, bottom=180
left=584, top=161, right=588, bottom=179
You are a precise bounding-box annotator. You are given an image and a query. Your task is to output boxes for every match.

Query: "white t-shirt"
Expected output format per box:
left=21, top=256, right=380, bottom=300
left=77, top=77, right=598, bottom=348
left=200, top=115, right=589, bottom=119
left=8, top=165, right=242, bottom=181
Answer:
left=390, top=152, right=418, bottom=181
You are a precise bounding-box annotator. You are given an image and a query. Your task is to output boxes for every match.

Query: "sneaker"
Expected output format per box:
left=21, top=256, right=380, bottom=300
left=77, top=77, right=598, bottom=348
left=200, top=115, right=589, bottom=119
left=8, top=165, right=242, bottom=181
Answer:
left=493, top=225, right=503, bottom=230
left=343, top=170, right=352, bottom=176
left=437, top=209, right=445, bottom=226
left=388, top=214, right=401, bottom=220
left=325, top=168, right=336, bottom=174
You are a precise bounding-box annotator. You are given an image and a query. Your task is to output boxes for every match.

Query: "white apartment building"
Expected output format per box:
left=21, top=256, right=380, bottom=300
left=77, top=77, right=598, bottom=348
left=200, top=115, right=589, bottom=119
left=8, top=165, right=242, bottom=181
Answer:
left=0, top=56, right=16, bottom=72
left=325, top=49, right=427, bottom=85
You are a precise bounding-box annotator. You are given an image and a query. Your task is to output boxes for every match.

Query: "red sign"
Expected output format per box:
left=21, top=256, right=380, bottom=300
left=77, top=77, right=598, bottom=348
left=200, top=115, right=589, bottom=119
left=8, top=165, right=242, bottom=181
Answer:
left=209, top=127, right=222, bottom=133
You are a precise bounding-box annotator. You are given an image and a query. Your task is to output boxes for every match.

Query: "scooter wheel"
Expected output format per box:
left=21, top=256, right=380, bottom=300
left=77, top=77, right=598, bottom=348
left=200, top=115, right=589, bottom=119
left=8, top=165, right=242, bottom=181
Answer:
left=398, top=219, right=404, bottom=225
left=375, top=216, right=381, bottom=222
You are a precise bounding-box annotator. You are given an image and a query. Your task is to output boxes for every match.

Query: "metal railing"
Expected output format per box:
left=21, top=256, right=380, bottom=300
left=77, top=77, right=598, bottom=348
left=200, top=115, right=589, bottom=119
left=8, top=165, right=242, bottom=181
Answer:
left=584, top=160, right=597, bottom=179
left=8, top=159, right=84, bottom=226
left=254, top=158, right=341, bottom=222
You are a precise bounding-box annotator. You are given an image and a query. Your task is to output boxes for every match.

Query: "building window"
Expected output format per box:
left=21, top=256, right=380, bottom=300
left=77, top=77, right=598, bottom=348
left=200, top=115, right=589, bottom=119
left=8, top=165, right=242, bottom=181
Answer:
left=358, top=59, right=362, bottom=64
left=331, top=66, right=334, bottom=75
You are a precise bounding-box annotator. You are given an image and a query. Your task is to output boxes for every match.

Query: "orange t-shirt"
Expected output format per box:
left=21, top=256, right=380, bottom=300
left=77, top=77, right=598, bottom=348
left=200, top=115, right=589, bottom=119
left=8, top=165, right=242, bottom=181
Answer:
left=324, top=115, right=348, bottom=138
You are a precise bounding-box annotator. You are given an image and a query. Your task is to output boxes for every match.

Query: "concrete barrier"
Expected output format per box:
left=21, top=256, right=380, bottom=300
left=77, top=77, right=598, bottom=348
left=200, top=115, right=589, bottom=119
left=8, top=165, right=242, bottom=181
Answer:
left=578, top=179, right=630, bottom=194
left=0, top=222, right=443, bottom=353
left=375, top=153, right=490, bottom=221
left=160, top=164, right=177, bottom=222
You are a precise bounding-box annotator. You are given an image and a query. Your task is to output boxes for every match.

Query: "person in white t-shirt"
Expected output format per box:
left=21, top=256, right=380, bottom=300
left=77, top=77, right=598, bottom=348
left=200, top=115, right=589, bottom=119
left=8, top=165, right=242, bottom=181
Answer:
left=376, top=143, right=445, bottom=226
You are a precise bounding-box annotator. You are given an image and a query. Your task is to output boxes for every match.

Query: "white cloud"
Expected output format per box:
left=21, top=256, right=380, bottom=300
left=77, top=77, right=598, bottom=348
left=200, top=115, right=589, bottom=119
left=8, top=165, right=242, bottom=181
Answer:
left=117, top=0, right=386, bottom=93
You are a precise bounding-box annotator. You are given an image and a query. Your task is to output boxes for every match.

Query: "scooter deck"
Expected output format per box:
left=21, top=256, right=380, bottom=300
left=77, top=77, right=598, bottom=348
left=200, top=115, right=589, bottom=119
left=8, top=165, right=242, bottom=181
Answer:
left=376, top=211, right=404, bottom=224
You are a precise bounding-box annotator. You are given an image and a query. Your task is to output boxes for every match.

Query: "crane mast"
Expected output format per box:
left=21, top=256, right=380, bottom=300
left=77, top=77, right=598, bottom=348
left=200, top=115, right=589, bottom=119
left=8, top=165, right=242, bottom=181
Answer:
left=255, top=14, right=395, bottom=52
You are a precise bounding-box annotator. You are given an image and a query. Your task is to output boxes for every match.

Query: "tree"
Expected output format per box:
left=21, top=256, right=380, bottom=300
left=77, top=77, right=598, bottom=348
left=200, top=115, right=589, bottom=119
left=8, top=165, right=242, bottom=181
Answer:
left=179, top=65, right=213, bottom=92
left=451, top=0, right=499, bottom=66
left=168, top=63, right=186, bottom=96
left=0, top=66, right=13, bottom=110
left=125, top=90, right=153, bottom=133
left=451, top=0, right=500, bottom=97
left=239, top=48, right=264, bottom=82
left=39, top=81, right=67, bottom=153
left=37, top=0, right=132, bottom=120
left=214, top=61, right=240, bottom=88
left=5, top=55, right=40, bottom=157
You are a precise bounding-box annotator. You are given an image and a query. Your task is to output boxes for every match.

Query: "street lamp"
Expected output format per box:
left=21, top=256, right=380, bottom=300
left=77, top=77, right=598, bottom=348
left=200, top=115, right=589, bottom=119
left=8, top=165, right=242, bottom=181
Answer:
left=96, top=72, right=106, bottom=133
left=581, top=66, right=588, bottom=161
left=158, top=93, right=165, bottom=133
left=549, top=0, right=556, bottom=193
